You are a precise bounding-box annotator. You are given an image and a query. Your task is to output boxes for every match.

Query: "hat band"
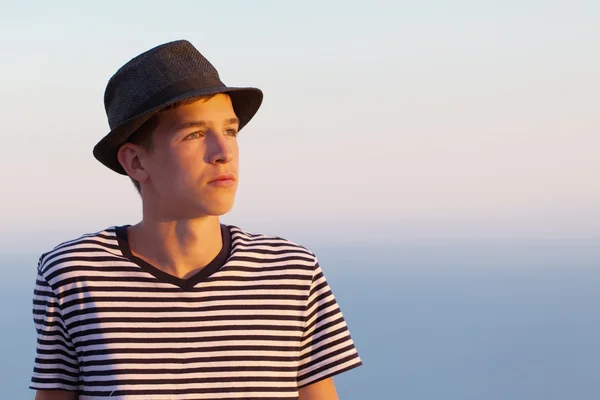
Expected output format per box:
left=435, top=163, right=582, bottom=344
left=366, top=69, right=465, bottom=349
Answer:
left=130, top=75, right=226, bottom=119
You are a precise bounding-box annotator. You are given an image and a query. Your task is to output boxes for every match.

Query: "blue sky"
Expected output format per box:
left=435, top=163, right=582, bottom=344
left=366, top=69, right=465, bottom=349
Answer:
left=1, top=1, right=598, bottom=250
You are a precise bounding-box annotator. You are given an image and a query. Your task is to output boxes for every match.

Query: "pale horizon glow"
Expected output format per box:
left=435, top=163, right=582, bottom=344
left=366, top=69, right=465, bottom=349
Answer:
left=1, top=1, right=599, bottom=251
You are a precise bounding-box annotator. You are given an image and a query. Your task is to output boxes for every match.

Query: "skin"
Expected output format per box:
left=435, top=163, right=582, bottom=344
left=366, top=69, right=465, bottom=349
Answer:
left=298, top=378, right=339, bottom=399
left=35, top=94, right=338, bottom=399
left=116, top=93, right=241, bottom=277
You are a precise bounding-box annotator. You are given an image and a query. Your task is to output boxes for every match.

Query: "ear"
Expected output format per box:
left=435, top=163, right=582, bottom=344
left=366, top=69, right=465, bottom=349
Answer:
left=117, top=143, right=149, bottom=184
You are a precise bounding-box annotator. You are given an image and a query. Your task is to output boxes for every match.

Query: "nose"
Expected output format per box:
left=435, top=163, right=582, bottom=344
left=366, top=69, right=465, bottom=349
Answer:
left=206, top=130, right=234, bottom=164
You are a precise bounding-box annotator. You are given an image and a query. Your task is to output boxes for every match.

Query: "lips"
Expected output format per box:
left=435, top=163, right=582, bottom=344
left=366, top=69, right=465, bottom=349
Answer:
left=208, top=174, right=237, bottom=184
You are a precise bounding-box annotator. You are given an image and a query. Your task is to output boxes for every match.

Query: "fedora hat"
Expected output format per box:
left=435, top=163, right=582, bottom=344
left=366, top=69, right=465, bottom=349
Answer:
left=93, top=40, right=263, bottom=174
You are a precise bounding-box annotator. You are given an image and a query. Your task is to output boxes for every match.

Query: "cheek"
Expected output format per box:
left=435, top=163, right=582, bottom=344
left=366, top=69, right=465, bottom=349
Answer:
left=230, top=140, right=240, bottom=163
left=168, top=146, right=210, bottom=186
left=148, top=148, right=189, bottom=187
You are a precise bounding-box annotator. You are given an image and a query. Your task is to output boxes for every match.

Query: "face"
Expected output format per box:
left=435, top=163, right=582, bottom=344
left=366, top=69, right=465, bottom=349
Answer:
left=130, top=94, right=240, bottom=219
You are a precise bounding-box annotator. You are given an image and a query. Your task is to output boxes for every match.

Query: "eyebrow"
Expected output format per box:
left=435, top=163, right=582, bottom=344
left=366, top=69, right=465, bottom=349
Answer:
left=175, top=118, right=240, bottom=131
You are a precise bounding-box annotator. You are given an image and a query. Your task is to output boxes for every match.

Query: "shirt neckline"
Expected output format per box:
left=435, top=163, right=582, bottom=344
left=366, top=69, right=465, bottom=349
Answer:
left=114, top=224, right=232, bottom=291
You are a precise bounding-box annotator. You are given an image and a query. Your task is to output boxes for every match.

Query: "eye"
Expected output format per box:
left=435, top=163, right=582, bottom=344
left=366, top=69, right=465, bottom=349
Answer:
left=225, top=128, right=238, bottom=137
left=184, top=131, right=204, bottom=140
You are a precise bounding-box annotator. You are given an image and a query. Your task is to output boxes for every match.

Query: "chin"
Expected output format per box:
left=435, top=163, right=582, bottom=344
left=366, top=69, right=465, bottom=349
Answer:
left=198, top=200, right=236, bottom=217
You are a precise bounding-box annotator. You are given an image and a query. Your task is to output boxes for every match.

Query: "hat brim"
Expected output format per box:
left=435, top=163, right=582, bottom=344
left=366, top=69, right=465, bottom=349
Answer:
left=93, top=84, right=263, bottom=175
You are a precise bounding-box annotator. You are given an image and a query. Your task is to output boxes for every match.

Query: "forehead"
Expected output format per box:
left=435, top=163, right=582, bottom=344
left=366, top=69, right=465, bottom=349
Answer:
left=158, top=93, right=237, bottom=126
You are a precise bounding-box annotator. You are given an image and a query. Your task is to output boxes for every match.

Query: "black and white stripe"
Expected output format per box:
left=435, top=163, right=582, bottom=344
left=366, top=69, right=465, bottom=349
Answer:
left=31, top=226, right=362, bottom=399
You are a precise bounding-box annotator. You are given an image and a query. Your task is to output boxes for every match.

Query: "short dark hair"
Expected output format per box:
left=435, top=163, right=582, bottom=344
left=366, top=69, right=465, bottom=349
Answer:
left=125, top=95, right=217, bottom=194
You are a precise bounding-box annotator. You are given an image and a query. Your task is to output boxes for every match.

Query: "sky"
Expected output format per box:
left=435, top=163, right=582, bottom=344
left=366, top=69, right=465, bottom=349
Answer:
left=1, top=0, right=599, bottom=251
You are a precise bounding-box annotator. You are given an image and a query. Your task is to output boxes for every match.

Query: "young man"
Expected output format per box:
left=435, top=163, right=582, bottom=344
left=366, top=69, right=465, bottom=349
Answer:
left=31, top=40, right=362, bottom=400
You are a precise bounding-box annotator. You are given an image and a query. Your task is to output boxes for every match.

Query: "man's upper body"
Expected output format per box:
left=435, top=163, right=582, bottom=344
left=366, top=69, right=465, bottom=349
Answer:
left=32, top=223, right=361, bottom=399
left=32, top=40, right=361, bottom=399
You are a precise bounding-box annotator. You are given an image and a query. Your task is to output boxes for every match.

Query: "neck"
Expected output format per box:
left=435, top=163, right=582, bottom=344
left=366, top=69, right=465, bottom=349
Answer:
left=126, top=216, right=224, bottom=279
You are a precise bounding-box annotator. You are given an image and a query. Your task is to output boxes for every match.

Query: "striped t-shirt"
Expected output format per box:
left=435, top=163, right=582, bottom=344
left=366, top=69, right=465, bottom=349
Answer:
left=31, top=225, right=362, bottom=399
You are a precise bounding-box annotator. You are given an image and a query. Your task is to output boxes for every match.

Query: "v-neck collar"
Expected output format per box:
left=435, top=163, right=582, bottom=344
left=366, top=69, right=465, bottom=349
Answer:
left=114, top=224, right=232, bottom=291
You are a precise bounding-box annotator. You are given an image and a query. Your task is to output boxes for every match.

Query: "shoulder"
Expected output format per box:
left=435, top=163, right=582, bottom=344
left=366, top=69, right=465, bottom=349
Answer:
left=37, top=226, right=122, bottom=278
left=227, top=225, right=317, bottom=263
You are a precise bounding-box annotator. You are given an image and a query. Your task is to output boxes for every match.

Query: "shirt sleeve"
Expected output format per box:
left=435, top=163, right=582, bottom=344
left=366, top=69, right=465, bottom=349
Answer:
left=30, top=260, right=80, bottom=392
left=297, top=258, right=363, bottom=388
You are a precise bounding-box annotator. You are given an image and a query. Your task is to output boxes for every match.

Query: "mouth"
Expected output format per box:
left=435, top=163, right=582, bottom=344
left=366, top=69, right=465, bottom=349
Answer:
left=208, top=174, right=237, bottom=185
